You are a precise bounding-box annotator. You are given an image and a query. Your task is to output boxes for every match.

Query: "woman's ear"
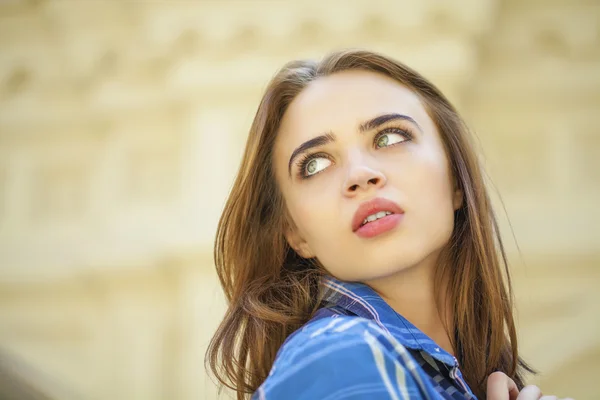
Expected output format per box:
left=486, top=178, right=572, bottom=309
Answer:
left=452, top=183, right=464, bottom=211
left=284, top=221, right=315, bottom=259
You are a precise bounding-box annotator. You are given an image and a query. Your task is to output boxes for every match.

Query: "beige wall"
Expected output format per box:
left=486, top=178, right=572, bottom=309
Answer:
left=0, top=0, right=598, bottom=399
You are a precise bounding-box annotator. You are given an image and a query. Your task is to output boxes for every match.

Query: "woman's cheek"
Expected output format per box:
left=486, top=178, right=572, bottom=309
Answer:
left=291, top=193, right=328, bottom=233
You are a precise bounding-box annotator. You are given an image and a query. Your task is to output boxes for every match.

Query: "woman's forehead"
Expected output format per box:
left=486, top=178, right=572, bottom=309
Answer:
left=278, top=70, right=430, bottom=144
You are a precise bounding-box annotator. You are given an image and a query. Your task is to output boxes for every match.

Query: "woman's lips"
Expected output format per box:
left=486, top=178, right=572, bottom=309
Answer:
left=351, top=197, right=405, bottom=238
left=355, top=213, right=404, bottom=238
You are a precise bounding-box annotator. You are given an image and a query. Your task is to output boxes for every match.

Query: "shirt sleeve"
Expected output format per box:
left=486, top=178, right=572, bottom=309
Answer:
left=252, top=317, right=438, bottom=400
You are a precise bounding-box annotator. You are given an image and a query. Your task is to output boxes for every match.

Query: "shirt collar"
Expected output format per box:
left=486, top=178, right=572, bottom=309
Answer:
left=319, top=275, right=458, bottom=367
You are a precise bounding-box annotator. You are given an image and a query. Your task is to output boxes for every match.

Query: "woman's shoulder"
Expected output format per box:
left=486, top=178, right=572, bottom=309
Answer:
left=277, top=314, right=380, bottom=363
left=254, top=315, right=436, bottom=399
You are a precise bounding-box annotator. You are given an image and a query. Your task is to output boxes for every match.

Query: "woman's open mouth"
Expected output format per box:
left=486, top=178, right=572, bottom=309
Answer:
left=352, top=197, right=404, bottom=238
left=355, top=212, right=403, bottom=238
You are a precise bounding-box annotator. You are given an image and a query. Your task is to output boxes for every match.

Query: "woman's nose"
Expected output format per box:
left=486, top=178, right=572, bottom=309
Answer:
left=342, top=163, right=387, bottom=196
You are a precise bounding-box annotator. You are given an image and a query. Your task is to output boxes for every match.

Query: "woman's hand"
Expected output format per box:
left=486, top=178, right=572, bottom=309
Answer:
left=486, top=371, right=573, bottom=400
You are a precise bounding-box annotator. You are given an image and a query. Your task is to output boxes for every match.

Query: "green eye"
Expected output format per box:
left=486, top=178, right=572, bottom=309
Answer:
left=303, top=157, right=331, bottom=177
left=376, top=135, right=389, bottom=148
left=375, top=131, right=408, bottom=148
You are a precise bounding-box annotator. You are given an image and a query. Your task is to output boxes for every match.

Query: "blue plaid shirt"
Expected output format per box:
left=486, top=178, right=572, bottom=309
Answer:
left=252, top=276, right=477, bottom=400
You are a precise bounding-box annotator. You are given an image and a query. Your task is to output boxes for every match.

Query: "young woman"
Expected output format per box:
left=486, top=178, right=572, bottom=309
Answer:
left=205, top=50, right=564, bottom=399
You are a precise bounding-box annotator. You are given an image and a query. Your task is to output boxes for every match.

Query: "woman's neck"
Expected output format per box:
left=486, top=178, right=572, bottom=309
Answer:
left=362, top=250, right=454, bottom=355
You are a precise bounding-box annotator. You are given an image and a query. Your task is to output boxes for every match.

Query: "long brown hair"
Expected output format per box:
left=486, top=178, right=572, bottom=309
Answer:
left=205, top=49, right=533, bottom=399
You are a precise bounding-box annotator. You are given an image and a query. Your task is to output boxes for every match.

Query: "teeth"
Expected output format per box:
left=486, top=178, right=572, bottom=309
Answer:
left=375, top=211, right=388, bottom=219
left=361, top=211, right=393, bottom=226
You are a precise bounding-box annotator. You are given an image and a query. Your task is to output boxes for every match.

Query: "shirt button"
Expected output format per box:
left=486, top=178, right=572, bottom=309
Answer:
left=435, top=347, right=440, bottom=352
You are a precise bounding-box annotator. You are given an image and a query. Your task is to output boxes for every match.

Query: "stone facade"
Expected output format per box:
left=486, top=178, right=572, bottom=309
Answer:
left=0, top=0, right=598, bottom=399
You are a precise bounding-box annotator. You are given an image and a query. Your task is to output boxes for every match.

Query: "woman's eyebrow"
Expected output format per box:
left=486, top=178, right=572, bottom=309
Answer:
left=359, top=113, right=421, bottom=133
left=288, top=132, right=336, bottom=177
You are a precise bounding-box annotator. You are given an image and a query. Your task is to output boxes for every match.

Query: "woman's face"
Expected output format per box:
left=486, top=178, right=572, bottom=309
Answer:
left=273, top=70, right=462, bottom=282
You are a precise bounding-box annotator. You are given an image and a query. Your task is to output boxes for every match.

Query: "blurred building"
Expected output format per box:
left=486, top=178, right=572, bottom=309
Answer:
left=0, top=0, right=598, bottom=399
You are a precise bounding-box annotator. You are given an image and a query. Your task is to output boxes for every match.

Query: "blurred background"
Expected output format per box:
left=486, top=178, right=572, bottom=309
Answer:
left=0, top=0, right=598, bottom=399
